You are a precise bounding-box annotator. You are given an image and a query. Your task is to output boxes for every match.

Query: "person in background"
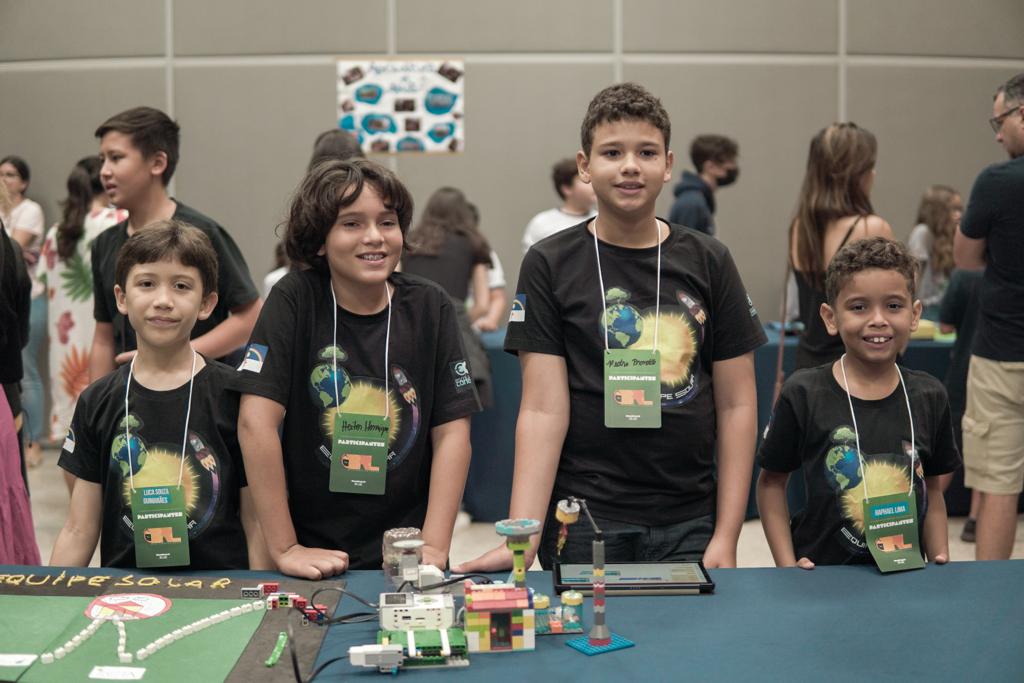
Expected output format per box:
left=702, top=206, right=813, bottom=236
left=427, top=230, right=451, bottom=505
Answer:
left=0, top=179, right=40, bottom=564
left=789, top=123, right=894, bottom=371
left=0, top=155, right=46, bottom=468
left=953, top=72, right=1024, bottom=561
left=908, top=185, right=961, bottom=320
left=668, top=134, right=739, bottom=237
left=403, top=188, right=494, bottom=405
left=521, top=158, right=596, bottom=253
left=39, top=157, right=127, bottom=465
left=466, top=202, right=507, bottom=333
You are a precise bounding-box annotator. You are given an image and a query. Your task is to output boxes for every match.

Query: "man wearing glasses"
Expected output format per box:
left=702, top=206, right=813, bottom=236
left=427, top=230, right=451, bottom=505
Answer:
left=953, top=72, right=1024, bottom=562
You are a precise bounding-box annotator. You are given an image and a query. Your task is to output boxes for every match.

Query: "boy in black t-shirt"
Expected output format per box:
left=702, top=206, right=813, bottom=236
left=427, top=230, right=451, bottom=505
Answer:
left=456, top=84, right=766, bottom=573
left=52, top=221, right=268, bottom=570
left=235, top=160, right=478, bottom=578
left=757, top=237, right=959, bottom=567
left=89, top=106, right=260, bottom=383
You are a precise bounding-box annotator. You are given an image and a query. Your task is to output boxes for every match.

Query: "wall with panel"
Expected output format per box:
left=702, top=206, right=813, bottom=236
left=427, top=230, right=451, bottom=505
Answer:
left=1, top=0, right=1022, bottom=321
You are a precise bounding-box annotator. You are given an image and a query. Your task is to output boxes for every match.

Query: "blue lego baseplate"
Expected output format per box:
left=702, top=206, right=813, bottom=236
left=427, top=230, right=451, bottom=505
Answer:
left=565, top=633, right=635, bottom=656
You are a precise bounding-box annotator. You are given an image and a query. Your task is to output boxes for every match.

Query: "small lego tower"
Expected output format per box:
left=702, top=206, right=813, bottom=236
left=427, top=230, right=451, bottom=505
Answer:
left=494, top=518, right=541, bottom=589
left=556, top=496, right=634, bottom=656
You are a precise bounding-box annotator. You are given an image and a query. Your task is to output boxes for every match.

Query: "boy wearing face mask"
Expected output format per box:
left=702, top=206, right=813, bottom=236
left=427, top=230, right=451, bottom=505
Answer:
left=668, top=134, right=739, bottom=237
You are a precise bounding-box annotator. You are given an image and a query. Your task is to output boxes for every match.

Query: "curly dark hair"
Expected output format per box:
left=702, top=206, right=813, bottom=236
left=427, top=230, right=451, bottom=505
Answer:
left=580, top=83, right=671, bottom=156
left=284, top=159, right=413, bottom=273
left=825, top=236, right=916, bottom=306
left=115, top=219, right=218, bottom=297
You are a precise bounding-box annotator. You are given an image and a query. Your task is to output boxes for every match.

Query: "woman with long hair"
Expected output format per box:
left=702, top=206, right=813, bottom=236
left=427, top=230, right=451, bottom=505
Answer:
left=403, top=187, right=493, bottom=404
left=38, top=156, right=126, bottom=450
left=908, top=184, right=961, bottom=320
left=789, top=122, right=895, bottom=370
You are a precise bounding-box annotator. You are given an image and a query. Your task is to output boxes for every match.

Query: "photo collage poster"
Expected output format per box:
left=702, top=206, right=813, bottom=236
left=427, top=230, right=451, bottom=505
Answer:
left=336, top=59, right=465, bottom=154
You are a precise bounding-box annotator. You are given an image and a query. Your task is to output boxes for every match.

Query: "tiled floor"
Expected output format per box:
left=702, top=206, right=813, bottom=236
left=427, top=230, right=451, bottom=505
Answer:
left=26, top=446, right=1024, bottom=568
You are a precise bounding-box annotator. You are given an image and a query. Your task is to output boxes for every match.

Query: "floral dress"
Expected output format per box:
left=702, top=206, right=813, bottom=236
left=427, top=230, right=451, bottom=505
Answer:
left=38, top=207, right=127, bottom=441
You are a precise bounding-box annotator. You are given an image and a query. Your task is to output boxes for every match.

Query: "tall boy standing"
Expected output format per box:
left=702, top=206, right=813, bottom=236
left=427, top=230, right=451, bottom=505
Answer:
left=757, top=237, right=958, bottom=568
left=52, top=221, right=267, bottom=569
left=89, top=106, right=260, bottom=382
left=457, top=83, right=765, bottom=572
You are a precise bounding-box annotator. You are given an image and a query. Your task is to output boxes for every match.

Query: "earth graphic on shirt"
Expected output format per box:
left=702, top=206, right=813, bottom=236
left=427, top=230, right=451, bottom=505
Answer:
left=309, top=345, right=353, bottom=408
left=824, top=426, right=861, bottom=490
left=601, top=288, right=643, bottom=348
left=111, top=415, right=147, bottom=476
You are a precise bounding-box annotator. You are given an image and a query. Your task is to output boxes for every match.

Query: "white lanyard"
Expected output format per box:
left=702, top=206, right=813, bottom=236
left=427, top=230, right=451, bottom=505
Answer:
left=124, top=349, right=198, bottom=492
left=592, top=218, right=662, bottom=352
left=838, top=354, right=917, bottom=501
left=330, top=279, right=392, bottom=419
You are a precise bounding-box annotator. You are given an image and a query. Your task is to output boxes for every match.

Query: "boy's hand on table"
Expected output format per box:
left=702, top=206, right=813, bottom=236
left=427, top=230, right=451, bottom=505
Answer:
left=702, top=535, right=737, bottom=568
left=275, top=545, right=348, bottom=580
left=421, top=545, right=449, bottom=570
left=796, top=557, right=815, bottom=570
left=451, top=544, right=516, bottom=574
left=930, top=553, right=949, bottom=565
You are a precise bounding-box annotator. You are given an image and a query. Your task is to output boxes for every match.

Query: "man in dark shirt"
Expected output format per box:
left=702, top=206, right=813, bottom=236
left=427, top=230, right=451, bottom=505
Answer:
left=953, top=71, right=1024, bottom=560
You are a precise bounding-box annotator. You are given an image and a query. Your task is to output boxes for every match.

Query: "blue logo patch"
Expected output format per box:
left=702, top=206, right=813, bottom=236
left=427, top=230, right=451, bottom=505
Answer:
left=239, top=343, right=268, bottom=373
left=509, top=294, right=526, bottom=323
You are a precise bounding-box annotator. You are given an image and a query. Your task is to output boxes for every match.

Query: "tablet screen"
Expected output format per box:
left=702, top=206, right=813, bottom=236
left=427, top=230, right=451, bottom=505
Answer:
left=554, top=561, right=714, bottom=594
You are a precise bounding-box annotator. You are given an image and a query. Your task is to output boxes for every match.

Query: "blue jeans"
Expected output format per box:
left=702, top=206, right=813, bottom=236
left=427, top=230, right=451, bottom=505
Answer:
left=538, top=507, right=713, bottom=569
left=20, top=295, right=46, bottom=444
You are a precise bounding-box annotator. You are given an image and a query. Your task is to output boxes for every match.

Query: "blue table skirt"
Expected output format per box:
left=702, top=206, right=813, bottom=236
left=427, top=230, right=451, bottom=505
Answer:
left=466, top=328, right=956, bottom=522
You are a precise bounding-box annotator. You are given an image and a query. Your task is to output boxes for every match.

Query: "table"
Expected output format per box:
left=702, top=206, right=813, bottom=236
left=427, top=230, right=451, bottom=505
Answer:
left=465, top=328, right=957, bottom=521
left=318, top=563, right=1024, bottom=681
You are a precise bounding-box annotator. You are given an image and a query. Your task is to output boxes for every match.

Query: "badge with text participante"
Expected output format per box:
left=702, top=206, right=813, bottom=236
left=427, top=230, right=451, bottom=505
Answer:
left=603, top=349, right=661, bottom=428
left=330, top=412, right=390, bottom=495
left=863, top=492, right=925, bottom=573
left=131, top=485, right=190, bottom=568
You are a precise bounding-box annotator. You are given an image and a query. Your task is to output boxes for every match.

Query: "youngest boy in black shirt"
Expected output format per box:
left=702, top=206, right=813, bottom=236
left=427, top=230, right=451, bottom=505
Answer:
left=52, top=220, right=267, bottom=570
left=757, top=237, right=959, bottom=567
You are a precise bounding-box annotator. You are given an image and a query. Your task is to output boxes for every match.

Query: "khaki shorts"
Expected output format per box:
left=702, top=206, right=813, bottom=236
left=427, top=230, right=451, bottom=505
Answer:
left=962, top=355, right=1024, bottom=494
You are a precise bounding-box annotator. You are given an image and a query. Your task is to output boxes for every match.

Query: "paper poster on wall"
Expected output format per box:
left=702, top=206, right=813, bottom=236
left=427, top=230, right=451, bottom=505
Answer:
left=336, top=59, right=464, bottom=154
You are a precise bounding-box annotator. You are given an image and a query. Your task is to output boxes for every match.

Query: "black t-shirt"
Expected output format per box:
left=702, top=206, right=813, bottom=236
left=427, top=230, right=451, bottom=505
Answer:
left=233, top=269, right=480, bottom=569
left=57, top=360, right=250, bottom=569
left=0, top=228, right=31, bottom=384
left=506, top=220, right=767, bottom=526
left=402, top=234, right=489, bottom=302
left=960, top=155, right=1024, bottom=361
left=794, top=270, right=844, bottom=370
left=91, top=201, right=259, bottom=356
left=937, top=269, right=982, bottom=416
left=758, top=364, right=960, bottom=565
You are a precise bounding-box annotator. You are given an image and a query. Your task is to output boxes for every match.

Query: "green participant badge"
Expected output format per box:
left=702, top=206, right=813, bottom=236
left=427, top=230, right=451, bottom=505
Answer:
left=131, top=486, right=190, bottom=568
left=862, top=492, right=925, bottom=573
left=330, top=412, right=390, bottom=495
left=603, top=349, right=661, bottom=428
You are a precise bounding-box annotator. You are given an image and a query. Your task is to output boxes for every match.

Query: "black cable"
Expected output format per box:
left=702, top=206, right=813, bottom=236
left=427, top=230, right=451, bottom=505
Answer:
left=395, top=573, right=495, bottom=593
left=286, top=604, right=350, bottom=683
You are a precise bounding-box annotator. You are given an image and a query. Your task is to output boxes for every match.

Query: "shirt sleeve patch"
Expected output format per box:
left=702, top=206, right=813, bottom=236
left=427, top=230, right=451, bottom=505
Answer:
left=450, top=360, right=474, bottom=393
left=238, top=343, right=268, bottom=373
left=508, top=293, right=526, bottom=323
left=62, top=428, right=75, bottom=454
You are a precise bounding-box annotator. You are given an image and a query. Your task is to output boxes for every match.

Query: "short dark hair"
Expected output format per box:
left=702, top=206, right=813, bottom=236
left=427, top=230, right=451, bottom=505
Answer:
left=580, top=83, right=671, bottom=156
left=551, top=158, right=580, bottom=200
left=285, top=159, right=413, bottom=273
left=115, top=219, right=219, bottom=296
left=308, top=129, right=365, bottom=171
left=689, top=134, right=738, bottom=171
left=0, top=155, right=31, bottom=187
left=999, top=72, right=1024, bottom=105
left=95, top=107, right=180, bottom=185
left=825, top=236, right=916, bottom=306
